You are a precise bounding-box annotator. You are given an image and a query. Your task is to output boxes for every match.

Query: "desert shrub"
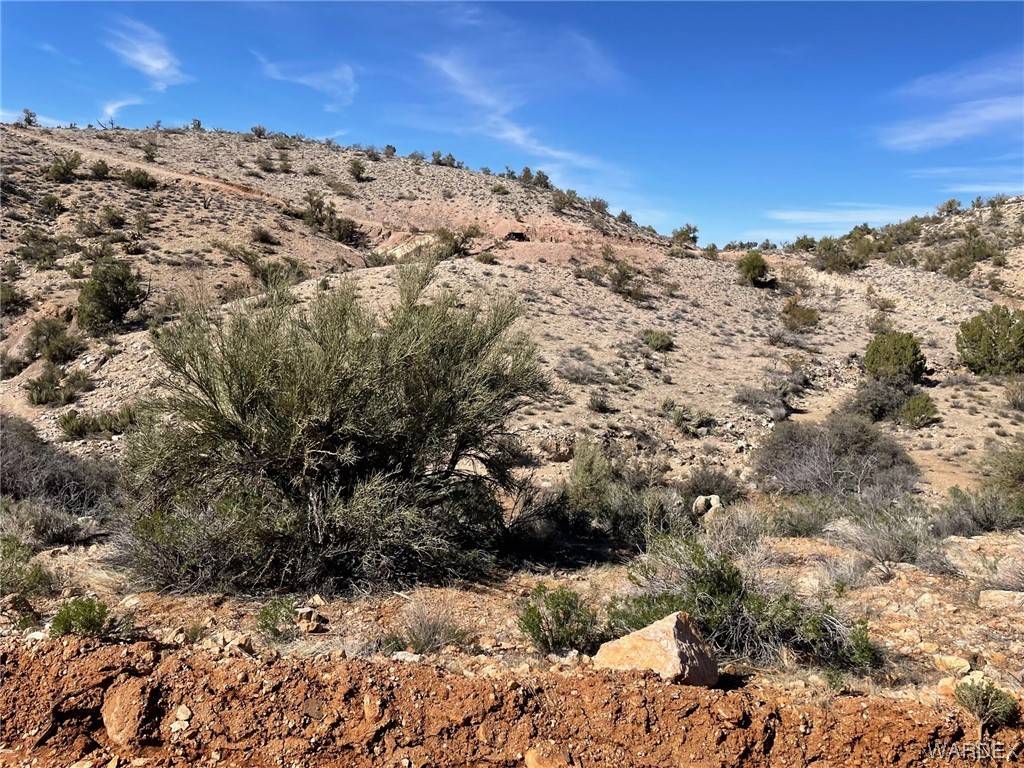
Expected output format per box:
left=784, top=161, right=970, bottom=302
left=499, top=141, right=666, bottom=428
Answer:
left=40, top=193, right=64, bottom=217
left=122, top=168, right=158, bottom=190
left=50, top=597, right=110, bottom=637
left=813, top=237, right=866, bottom=273
left=58, top=404, right=138, bottom=439
left=833, top=495, right=951, bottom=574
left=250, top=225, right=280, bottom=245
left=1005, top=378, right=1024, bottom=411
left=0, top=537, right=52, bottom=595
left=0, top=414, right=112, bottom=534
left=99, top=206, right=126, bottom=229
left=755, top=413, right=918, bottom=497
left=605, top=592, right=688, bottom=636
left=256, top=597, right=297, bottom=642
left=895, top=393, right=938, bottom=428
left=383, top=144, right=397, bottom=158
left=678, top=464, right=743, bottom=510
left=781, top=296, right=819, bottom=332
left=25, top=317, right=84, bottom=363
left=630, top=538, right=877, bottom=669
left=792, top=235, right=816, bottom=251
left=14, top=229, right=79, bottom=269
left=737, top=250, right=769, bottom=285
left=24, top=363, right=92, bottom=406
left=565, top=441, right=687, bottom=548
left=382, top=599, right=469, bottom=654
left=671, top=224, right=698, bottom=246
left=551, top=189, right=578, bottom=212
left=930, top=486, right=1024, bottom=538
left=77, top=259, right=147, bottom=335
left=956, top=305, right=1024, bottom=375
left=121, top=261, right=549, bottom=591
left=517, top=584, right=600, bottom=654
left=864, top=332, right=926, bottom=383
left=775, top=495, right=843, bottom=538
left=937, top=198, right=961, bottom=216
left=587, top=391, right=611, bottom=413
left=642, top=328, right=673, bottom=352
left=432, top=228, right=471, bottom=260
left=844, top=377, right=915, bottom=422
left=251, top=125, right=268, bottom=138
left=47, top=151, right=82, bottom=183
left=349, top=158, right=367, bottom=181
left=955, top=679, right=1019, bottom=737
left=1, top=280, right=31, bottom=314
left=89, top=159, right=110, bottom=180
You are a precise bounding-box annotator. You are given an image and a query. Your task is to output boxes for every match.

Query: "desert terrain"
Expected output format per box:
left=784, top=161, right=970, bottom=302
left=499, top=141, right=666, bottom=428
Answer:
left=1, top=121, right=1023, bottom=766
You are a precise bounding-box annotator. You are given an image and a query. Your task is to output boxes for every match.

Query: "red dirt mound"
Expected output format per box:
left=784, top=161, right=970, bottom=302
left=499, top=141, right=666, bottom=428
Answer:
left=0, top=638, right=1010, bottom=767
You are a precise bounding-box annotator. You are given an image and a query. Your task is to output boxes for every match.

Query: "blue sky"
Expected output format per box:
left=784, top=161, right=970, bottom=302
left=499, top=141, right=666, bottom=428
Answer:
left=3, top=2, right=1022, bottom=245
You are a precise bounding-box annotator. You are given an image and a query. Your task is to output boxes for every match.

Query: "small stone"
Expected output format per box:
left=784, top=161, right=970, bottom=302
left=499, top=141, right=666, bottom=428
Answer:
left=175, top=704, right=192, bottom=722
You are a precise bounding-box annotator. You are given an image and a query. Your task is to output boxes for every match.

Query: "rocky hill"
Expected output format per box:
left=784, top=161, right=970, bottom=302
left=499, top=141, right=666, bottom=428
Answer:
left=1, top=123, right=1022, bottom=766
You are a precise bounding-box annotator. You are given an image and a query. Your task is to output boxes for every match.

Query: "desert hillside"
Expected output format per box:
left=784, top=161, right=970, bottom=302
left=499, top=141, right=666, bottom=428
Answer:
left=1, top=122, right=1023, bottom=767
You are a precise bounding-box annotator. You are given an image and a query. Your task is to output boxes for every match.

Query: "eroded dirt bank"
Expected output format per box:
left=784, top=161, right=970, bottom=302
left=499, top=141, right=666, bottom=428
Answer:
left=2, top=639, right=1015, bottom=767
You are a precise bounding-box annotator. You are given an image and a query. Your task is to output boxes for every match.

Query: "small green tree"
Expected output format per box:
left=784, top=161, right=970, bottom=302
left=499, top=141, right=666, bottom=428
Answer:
left=671, top=224, right=698, bottom=246
left=956, top=305, right=1024, bottom=375
left=864, top=332, right=926, bottom=383
left=77, top=259, right=147, bottom=335
left=737, top=250, right=769, bottom=285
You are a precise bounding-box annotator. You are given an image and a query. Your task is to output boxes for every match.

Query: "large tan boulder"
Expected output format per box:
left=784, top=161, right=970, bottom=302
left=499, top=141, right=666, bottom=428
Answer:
left=593, top=611, right=718, bottom=686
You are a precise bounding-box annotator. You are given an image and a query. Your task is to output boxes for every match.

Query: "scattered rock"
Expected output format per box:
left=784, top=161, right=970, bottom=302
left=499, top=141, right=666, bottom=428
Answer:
left=932, top=654, right=971, bottom=677
left=593, top=612, right=718, bottom=685
left=977, top=590, right=1024, bottom=610
left=102, top=676, right=152, bottom=747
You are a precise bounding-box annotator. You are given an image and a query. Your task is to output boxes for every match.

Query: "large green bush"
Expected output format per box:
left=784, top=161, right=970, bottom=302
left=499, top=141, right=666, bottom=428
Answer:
left=956, top=305, right=1024, bottom=375
left=864, top=331, right=926, bottom=383
left=77, top=259, right=147, bottom=335
left=121, top=261, right=549, bottom=590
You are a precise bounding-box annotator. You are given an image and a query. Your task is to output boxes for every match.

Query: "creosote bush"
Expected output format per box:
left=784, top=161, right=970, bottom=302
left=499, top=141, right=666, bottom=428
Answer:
left=25, top=317, right=83, bottom=364
left=517, top=584, right=600, bottom=654
left=956, top=305, right=1024, bottom=375
left=0, top=537, right=52, bottom=596
left=47, top=151, right=82, bottom=183
left=121, top=260, right=550, bottom=591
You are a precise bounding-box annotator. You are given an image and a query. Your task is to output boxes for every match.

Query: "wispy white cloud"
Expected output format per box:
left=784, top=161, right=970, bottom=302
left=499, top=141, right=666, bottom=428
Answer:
left=106, top=18, right=188, bottom=91
left=101, top=97, right=143, bottom=121
left=37, top=42, right=81, bottom=66
left=880, top=50, right=1024, bottom=152
left=895, top=50, right=1023, bottom=101
left=942, top=182, right=1024, bottom=195
left=765, top=204, right=925, bottom=225
left=753, top=203, right=928, bottom=241
left=254, top=52, right=357, bottom=112
left=422, top=50, right=608, bottom=171
left=880, top=96, right=1023, bottom=152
